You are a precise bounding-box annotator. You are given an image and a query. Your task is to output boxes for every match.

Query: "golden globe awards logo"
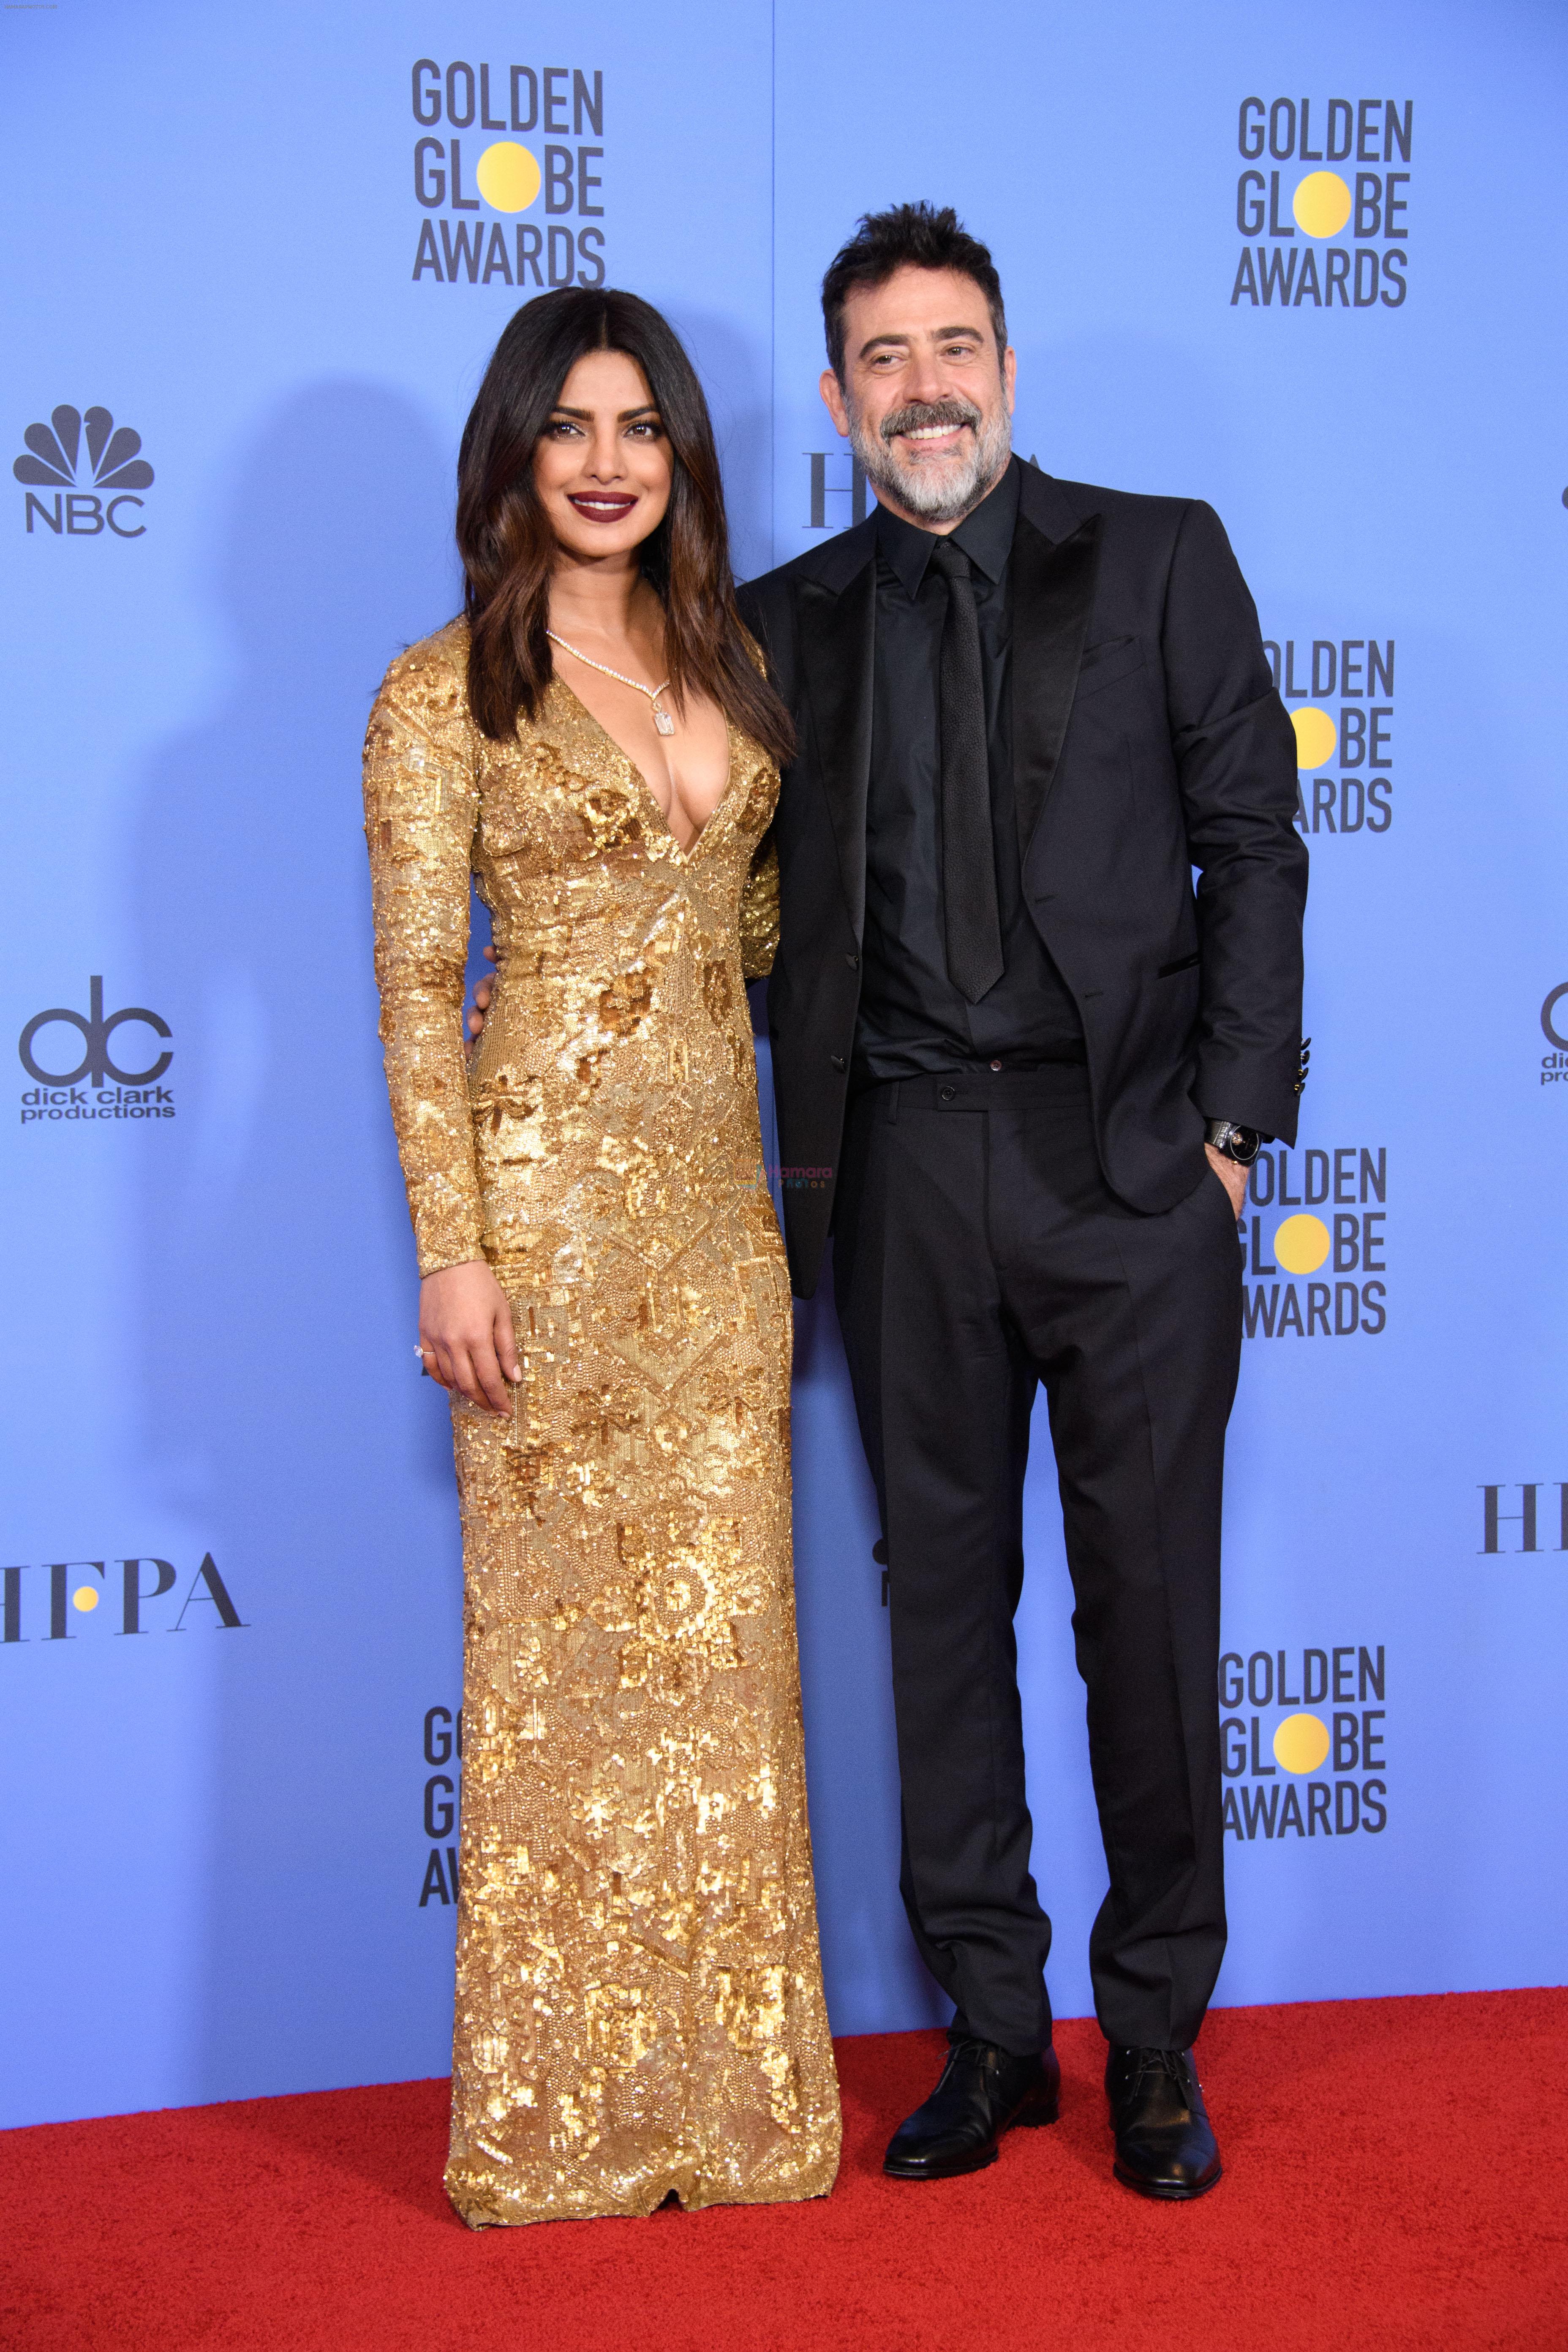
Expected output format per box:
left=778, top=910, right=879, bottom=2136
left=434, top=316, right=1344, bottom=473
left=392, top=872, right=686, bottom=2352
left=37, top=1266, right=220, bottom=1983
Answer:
left=1221, top=1644, right=1388, bottom=1841
left=1263, top=634, right=1395, bottom=837
left=14, top=405, right=154, bottom=537
left=1241, top=1142, right=1387, bottom=1339
left=1230, top=96, right=1412, bottom=310
left=419, top=1704, right=461, bottom=1909
left=408, top=59, right=606, bottom=290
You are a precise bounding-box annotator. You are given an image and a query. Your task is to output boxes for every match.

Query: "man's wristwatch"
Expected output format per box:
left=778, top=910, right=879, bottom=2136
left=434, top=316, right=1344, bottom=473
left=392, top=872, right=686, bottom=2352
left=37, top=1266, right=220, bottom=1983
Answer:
left=1205, top=1119, right=1263, bottom=1167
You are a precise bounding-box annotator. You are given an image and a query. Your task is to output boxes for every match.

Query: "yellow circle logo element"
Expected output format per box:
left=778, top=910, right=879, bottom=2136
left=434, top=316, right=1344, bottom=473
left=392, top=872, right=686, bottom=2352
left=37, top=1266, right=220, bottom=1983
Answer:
left=1291, top=705, right=1337, bottom=770
left=476, top=142, right=540, bottom=213
left=1274, top=1212, right=1331, bottom=1274
left=72, top=1585, right=100, bottom=1613
left=1273, top=1712, right=1331, bottom=1774
left=1292, top=172, right=1353, bottom=239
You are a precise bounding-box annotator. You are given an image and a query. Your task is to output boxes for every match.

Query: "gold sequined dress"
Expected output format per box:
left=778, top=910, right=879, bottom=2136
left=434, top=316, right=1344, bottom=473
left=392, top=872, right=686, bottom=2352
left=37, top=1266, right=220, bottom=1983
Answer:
left=362, top=620, right=840, bottom=2228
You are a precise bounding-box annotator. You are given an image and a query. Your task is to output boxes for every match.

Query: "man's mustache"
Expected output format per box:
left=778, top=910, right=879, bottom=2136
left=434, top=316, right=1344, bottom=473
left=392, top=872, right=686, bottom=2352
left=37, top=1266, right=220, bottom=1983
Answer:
left=880, top=399, right=982, bottom=443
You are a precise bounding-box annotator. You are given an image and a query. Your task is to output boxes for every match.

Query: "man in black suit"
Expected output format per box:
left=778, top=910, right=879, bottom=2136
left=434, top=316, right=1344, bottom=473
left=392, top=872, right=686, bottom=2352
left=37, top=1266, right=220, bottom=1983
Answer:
left=736, top=203, right=1307, bottom=2200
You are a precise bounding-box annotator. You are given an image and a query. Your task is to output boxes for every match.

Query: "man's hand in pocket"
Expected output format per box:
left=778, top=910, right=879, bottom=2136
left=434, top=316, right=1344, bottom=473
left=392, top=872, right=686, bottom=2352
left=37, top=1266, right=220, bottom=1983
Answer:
left=1205, top=1144, right=1249, bottom=1220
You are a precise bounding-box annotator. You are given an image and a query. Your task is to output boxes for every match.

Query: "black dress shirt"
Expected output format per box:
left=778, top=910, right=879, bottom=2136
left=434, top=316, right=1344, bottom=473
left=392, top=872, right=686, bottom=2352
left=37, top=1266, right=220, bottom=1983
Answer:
left=854, top=457, right=1086, bottom=1082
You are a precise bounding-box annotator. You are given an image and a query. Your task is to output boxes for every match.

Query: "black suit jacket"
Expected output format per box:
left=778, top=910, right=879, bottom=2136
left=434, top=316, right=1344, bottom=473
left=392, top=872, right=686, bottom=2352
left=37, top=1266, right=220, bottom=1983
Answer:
left=738, top=460, right=1308, bottom=1299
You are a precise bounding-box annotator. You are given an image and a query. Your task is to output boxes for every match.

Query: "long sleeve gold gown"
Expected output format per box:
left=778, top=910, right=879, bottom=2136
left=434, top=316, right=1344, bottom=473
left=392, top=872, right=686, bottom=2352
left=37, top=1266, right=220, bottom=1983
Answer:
left=362, top=620, right=840, bottom=2228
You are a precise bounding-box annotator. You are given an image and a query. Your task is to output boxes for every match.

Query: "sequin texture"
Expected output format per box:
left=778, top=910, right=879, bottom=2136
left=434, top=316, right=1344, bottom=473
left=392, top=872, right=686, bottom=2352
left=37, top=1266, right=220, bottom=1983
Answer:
left=363, top=621, right=836, bottom=2227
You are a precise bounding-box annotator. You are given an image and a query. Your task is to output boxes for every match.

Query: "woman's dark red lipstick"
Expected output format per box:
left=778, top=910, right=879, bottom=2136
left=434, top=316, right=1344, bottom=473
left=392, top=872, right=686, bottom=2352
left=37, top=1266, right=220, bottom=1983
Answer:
left=566, top=492, right=638, bottom=520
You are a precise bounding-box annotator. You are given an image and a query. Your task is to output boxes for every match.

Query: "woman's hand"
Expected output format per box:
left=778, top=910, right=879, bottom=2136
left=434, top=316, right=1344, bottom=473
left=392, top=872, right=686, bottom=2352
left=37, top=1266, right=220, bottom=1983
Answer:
left=464, top=943, right=496, bottom=1062
left=419, top=1259, right=520, bottom=1416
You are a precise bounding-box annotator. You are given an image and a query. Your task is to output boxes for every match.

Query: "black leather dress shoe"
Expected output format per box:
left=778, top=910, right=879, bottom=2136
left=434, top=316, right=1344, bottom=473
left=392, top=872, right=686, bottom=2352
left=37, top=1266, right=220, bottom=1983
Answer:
left=1105, top=2045, right=1222, bottom=2200
left=884, top=2037, right=1060, bottom=2180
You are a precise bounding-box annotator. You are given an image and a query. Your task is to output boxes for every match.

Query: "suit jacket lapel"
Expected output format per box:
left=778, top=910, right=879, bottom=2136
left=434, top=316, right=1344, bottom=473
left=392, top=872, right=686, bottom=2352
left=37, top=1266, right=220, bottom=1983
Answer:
left=798, top=548, right=876, bottom=938
left=1010, top=506, right=1103, bottom=860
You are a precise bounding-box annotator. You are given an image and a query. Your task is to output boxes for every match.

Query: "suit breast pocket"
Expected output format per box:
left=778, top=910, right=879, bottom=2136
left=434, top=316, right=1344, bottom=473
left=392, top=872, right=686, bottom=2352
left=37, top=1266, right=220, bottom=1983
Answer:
left=1074, top=636, right=1146, bottom=700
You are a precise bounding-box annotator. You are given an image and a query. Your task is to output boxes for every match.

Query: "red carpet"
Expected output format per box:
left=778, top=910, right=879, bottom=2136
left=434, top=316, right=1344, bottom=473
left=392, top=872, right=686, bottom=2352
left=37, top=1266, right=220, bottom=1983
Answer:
left=4, top=1991, right=1564, bottom=2352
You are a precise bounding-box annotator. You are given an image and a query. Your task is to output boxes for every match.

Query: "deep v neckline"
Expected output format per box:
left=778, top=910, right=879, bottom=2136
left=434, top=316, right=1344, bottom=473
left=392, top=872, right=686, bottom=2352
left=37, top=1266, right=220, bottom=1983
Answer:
left=555, top=677, right=736, bottom=860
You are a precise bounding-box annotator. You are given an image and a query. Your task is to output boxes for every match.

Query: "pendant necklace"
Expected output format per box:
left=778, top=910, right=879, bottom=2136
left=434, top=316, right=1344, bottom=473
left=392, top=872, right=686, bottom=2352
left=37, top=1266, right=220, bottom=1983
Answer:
left=547, top=630, right=676, bottom=735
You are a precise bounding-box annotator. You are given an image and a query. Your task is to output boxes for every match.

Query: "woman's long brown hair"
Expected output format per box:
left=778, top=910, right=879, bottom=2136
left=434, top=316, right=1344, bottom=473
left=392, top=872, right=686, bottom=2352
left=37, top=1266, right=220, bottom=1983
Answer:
left=457, top=288, right=794, bottom=765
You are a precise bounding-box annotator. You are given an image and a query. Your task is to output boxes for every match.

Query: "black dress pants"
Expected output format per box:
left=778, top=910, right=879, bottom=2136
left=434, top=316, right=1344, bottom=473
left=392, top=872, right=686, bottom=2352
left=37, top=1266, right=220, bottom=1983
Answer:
left=832, top=1065, right=1243, bottom=2056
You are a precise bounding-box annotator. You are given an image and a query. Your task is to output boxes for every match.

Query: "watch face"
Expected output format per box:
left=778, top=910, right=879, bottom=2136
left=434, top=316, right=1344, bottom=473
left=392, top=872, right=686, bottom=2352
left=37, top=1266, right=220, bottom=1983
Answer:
left=1228, top=1127, right=1262, bottom=1165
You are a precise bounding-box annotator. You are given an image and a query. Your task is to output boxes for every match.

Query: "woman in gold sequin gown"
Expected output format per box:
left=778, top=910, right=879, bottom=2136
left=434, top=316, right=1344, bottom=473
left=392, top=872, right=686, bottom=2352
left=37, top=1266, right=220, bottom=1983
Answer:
left=362, top=291, right=840, bottom=2227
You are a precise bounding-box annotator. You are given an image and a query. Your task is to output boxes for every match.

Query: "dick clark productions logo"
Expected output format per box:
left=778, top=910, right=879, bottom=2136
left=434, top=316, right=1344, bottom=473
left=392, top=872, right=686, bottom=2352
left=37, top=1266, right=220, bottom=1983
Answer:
left=1540, top=986, right=1568, bottom=1087
left=14, top=405, right=153, bottom=536
left=17, top=977, right=175, bottom=1125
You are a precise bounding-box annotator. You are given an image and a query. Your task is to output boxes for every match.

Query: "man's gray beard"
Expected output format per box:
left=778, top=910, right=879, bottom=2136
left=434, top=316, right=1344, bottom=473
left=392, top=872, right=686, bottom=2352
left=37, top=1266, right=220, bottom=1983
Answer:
left=847, top=400, right=1013, bottom=525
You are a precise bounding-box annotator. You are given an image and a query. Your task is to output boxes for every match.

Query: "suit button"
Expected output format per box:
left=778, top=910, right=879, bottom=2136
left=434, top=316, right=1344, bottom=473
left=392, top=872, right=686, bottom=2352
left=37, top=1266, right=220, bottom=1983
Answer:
left=939, top=1085, right=956, bottom=1103
left=830, top=1054, right=846, bottom=1073
left=845, top=953, right=859, bottom=969
left=989, top=1059, right=1003, bottom=1072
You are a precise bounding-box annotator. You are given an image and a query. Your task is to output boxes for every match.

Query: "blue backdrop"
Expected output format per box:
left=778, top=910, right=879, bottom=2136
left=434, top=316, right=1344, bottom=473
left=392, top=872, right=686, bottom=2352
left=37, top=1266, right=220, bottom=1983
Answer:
left=3, top=0, right=1565, bottom=2129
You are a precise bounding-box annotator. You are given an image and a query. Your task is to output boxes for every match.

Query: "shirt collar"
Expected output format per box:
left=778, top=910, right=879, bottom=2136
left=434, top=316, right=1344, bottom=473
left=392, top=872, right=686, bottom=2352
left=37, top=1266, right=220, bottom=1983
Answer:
left=873, top=455, right=1021, bottom=599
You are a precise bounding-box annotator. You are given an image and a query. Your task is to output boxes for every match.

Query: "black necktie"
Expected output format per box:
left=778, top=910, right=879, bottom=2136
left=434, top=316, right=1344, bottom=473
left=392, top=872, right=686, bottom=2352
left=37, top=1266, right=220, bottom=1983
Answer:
left=928, top=538, right=1004, bottom=1004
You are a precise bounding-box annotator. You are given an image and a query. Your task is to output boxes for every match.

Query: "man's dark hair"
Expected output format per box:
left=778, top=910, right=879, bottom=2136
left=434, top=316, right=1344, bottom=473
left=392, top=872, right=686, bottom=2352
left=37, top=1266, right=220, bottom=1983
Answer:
left=820, top=202, right=1008, bottom=383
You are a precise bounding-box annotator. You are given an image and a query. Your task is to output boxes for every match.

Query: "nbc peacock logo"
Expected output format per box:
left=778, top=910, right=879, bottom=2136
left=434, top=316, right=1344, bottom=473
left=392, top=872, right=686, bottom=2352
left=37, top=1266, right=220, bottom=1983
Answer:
left=14, top=405, right=154, bottom=538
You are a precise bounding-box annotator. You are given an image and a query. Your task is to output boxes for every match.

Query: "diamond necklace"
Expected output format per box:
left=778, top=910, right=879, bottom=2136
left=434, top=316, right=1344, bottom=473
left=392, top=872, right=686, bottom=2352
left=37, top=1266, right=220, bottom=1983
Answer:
left=546, top=630, right=675, bottom=735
